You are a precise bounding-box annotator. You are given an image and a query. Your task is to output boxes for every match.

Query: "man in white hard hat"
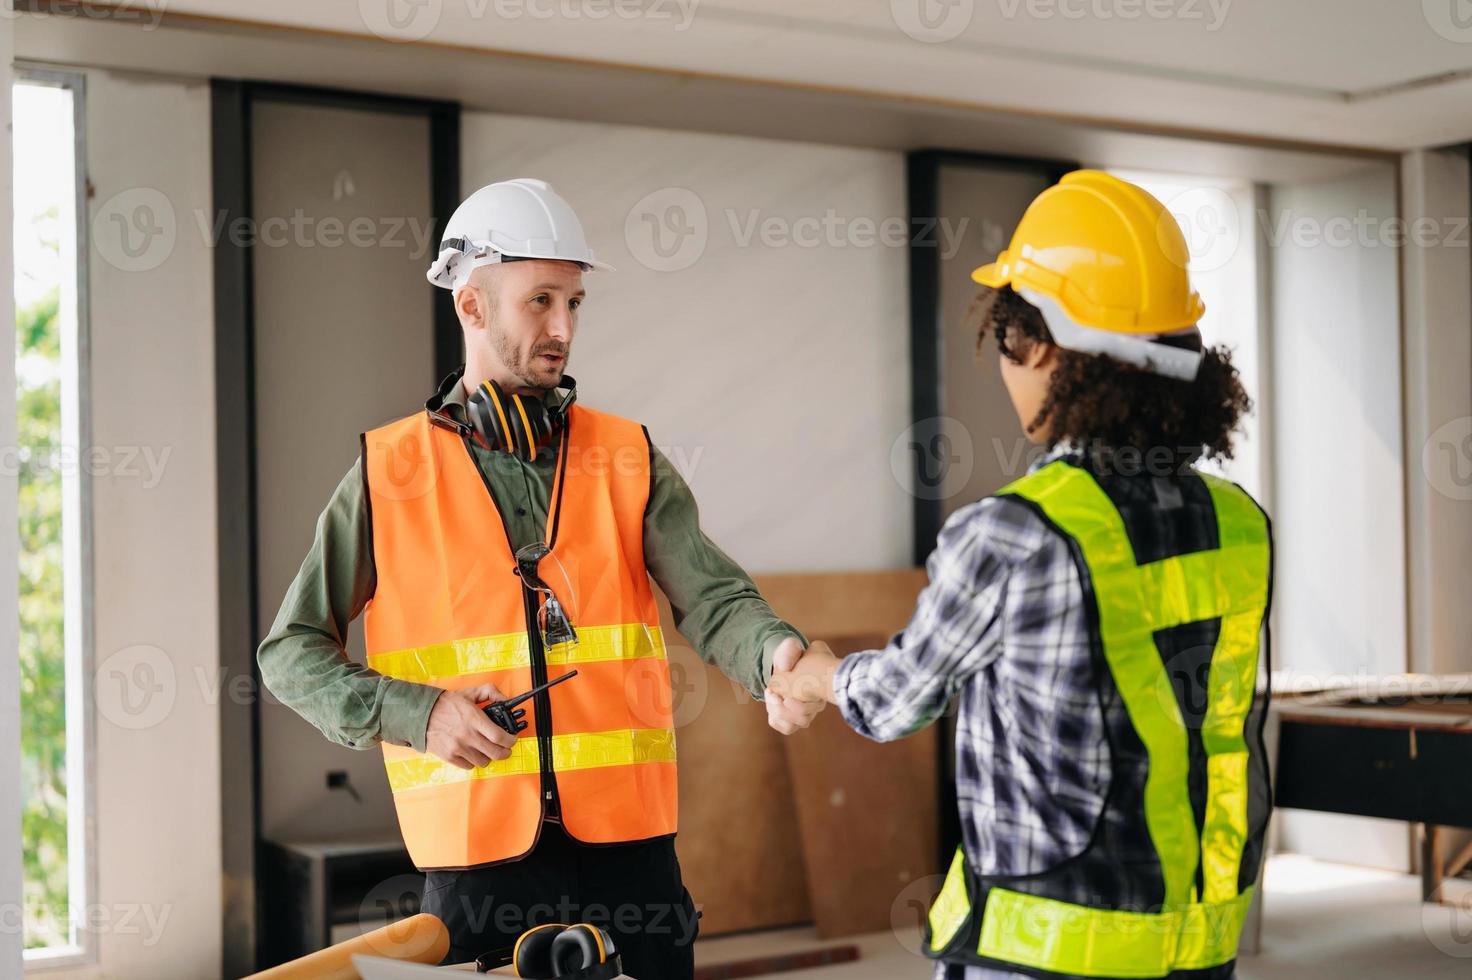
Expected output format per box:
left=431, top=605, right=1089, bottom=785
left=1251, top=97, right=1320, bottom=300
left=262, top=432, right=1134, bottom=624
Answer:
left=259, top=178, right=823, bottom=975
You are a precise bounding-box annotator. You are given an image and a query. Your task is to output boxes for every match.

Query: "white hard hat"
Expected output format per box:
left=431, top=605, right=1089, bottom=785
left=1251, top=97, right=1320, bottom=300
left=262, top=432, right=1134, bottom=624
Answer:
left=426, top=178, right=613, bottom=291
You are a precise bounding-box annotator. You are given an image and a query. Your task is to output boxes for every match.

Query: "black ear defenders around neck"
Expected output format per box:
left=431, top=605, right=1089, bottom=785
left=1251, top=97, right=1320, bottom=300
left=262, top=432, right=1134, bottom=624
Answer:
left=508, top=923, right=622, bottom=980
left=467, top=378, right=560, bottom=461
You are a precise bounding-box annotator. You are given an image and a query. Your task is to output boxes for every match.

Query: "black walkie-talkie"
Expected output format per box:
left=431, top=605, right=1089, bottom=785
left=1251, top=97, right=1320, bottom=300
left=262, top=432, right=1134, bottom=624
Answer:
left=483, top=670, right=579, bottom=735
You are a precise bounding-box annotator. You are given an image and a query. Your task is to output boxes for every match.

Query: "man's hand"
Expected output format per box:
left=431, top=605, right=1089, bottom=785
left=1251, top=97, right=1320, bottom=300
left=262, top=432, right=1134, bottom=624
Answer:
left=425, top=683, right=519, bottom=770
left=765, top=637, right=833, bottom=735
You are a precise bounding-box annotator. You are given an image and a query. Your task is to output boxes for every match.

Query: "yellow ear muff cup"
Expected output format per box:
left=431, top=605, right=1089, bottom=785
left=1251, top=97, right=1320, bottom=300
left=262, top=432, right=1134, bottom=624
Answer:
left=512, top=923, right=567, bottom=978
left=550, top=924, right=618, bottom=976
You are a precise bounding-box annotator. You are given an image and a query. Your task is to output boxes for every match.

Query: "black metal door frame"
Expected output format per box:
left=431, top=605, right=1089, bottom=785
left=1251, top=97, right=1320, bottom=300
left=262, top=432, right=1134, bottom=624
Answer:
left=210, top=79, right=459, bottom=977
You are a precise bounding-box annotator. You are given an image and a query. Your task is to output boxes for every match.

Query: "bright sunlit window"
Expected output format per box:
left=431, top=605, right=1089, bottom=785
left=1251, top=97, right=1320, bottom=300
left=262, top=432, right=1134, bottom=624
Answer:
left=15, top=68, right=95, bottom=969
left=1109, top=169, right=1265, bottom=501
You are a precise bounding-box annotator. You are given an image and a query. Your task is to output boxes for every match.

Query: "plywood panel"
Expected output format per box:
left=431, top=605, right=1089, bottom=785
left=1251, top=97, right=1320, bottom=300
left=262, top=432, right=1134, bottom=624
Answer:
left=667, top=570, right=933, bottom=938
left=664, top=594, right=812, bottom=936
left=782, top=633, right=938, bottom=939
left=754, top=572, right=937, bottom=939
left=751, top=570, right=929, bottom=639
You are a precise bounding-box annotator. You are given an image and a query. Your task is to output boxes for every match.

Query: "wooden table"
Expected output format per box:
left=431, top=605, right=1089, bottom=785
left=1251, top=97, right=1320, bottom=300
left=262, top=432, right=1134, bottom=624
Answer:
left=1271, top=675, right=1472, bottom=902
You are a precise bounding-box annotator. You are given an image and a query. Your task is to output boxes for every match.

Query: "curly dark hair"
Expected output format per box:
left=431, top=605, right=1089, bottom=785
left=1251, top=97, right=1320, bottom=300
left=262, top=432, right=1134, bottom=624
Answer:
left=974, top=285, right=1252, bottom=473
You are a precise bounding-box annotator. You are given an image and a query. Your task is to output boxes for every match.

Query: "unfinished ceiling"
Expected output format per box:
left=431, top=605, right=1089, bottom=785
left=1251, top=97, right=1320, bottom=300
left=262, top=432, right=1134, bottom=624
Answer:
left=10, top=0, right=1417, bottom=184
left=22, top=0, right=1472, bottom=151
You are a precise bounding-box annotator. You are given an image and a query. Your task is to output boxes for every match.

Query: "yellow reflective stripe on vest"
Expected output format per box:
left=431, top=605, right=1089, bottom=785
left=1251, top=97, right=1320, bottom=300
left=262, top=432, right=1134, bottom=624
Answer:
left=1006, top=467, right=1192, bottom=907
left=977, top=885, right=1255, bottom=977
left=385, top=727, right=677, bottom=793
left=367, top=623, right=666, bottom=682
left=1198, top=475, right=1269, bottom=904
left=929, top=847, right=971, bottom=952
left=1001, top=464, right=1268, bottom=912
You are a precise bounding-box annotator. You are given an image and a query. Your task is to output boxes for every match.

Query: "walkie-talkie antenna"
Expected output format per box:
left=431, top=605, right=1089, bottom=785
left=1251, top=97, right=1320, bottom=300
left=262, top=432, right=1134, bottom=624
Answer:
left=483, top=670, right=580, bottom=735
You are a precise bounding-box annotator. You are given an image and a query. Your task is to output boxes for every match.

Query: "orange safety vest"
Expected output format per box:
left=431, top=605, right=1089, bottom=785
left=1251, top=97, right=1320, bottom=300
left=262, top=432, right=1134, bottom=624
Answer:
left=360, top=404, right=677, bottom=870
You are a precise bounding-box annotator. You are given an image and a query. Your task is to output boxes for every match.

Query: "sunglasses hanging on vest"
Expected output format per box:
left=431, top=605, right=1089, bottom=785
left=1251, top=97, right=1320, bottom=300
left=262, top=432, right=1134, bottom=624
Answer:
left=426, top=367, right=576, bottom=461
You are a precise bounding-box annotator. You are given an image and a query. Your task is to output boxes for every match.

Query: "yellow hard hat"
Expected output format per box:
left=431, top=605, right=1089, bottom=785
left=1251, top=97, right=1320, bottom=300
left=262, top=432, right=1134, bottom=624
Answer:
left=973, top=170, right=1206, bottom=379
left=974, top=170, right=1205, bottom=334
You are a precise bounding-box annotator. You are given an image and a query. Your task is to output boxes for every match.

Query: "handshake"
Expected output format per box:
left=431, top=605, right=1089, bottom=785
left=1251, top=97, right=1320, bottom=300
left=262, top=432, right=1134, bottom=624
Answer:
left=763, top=638, right=841, bottom=735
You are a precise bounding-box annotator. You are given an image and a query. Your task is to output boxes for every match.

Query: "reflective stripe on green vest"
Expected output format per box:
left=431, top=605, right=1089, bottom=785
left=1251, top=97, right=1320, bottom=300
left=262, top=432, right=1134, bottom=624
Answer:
left=928, top=460, right=1270, bottom=978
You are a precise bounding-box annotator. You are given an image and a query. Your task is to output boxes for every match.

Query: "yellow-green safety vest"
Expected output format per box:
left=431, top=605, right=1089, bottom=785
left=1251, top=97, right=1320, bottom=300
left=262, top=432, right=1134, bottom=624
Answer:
left=925, top=459, right=1272, bottom=979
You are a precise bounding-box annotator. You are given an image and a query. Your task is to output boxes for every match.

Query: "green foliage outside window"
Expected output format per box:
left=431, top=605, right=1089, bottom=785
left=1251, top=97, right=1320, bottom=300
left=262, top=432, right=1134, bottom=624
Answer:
left=18, top=281, right=68, bottom=950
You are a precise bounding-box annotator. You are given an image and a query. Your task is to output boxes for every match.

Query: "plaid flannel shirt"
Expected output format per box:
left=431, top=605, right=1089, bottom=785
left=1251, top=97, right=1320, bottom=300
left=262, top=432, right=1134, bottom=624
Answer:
left=833, top=446, right=1107, bottom=980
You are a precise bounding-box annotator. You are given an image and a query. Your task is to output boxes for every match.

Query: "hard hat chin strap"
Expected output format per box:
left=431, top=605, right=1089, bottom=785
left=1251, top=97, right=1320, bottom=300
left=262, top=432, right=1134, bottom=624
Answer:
left=1017, top=287, right=1204, bottom=382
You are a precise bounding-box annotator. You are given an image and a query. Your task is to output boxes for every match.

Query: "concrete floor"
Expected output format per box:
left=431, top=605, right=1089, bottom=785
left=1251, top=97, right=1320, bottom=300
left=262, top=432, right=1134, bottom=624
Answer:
left=693, top=854, right=1472, bottom=979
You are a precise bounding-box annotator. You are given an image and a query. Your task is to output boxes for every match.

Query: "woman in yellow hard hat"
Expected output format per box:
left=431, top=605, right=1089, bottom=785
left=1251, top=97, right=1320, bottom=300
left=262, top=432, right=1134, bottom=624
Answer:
left=773, top=171, right=1272, bottom=980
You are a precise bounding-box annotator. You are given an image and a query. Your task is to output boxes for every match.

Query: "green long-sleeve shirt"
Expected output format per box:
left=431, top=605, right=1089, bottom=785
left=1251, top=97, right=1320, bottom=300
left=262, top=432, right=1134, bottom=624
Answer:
left=257, top=376, right=803, bottom=753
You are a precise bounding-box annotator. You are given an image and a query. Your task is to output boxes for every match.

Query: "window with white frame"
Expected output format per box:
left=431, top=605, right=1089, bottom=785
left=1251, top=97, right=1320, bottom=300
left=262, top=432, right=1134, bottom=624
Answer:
left=14, top=68, right=95, bottom=970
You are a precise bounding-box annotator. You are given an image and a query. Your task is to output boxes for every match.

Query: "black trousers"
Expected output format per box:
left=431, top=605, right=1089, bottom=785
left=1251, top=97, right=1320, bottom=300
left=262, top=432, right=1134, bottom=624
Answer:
left=419, top=823, right=699, bottom=978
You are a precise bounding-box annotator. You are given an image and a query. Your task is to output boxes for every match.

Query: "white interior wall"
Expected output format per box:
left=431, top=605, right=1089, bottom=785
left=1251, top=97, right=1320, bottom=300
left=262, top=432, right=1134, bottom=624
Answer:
left=39, top=67, right=221, bottom=978
left=1399, top=146, right=1472, bottom=883
left=1400, top=147, right=1472, bottom=678
left=461, top=111, right=914, bottom=573
left=1267, top=164, right=1409, bottom=870
left=1267, top=166, right=1406, bottom=683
